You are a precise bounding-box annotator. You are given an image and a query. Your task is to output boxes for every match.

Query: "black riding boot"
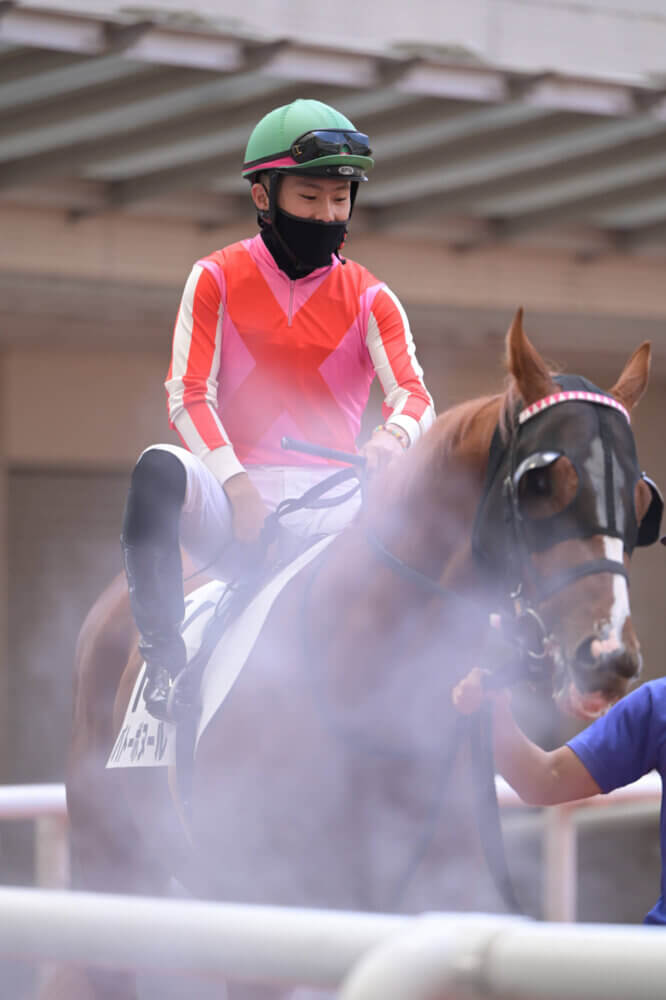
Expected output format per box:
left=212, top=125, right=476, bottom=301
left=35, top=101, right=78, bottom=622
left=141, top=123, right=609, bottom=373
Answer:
left=122, top=541, right=187, bottom=721
left=121, top=448, right=189, bottom=722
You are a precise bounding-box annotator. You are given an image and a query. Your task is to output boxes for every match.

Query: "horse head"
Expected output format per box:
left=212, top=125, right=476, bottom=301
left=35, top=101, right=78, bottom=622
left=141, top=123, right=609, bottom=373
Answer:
left=472, top=309, right=661, bottom=719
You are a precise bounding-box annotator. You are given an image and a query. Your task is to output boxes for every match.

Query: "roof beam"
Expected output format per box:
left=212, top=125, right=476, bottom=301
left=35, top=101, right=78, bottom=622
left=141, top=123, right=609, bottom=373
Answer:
left=14, top=84, right=405, bottom=203
left=482, top=158, right=666, bottom=241
left=0, top=67, right=299, bottom=164
left=0, top=7, right=245, bottom=70
left=0, top=6, right=109, bottom=54
left=369, top=115, right=666, bottom=224
left=2, top=5, right=665, bottom=117
left=614, top=218, right=666, bottom=252
left=103, top=19, right=153, bottom=55
left=86, top=96, right=541, bottom=208
left=596, top=193, right=666, bottom=229
left=0, top=80, right=345, bottom=191
left=371, top=102, right=558, bottom=160
left=504, top=71, right=638, bottom=117
left=0, top=65, right=220, bottom=151
left=0, top=52, right=156, bottom=113
left=100, top=155, right=248, bottom=211
left=0, top=45, right=85, bottom=82
left=331, top=88, right=426, bottom=121
left=91, top=91, right=432, bottom=182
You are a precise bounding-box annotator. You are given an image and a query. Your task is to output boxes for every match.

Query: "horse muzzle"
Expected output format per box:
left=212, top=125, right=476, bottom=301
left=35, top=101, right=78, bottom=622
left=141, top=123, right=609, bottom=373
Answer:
left=555, top=629, right=642, bottom=719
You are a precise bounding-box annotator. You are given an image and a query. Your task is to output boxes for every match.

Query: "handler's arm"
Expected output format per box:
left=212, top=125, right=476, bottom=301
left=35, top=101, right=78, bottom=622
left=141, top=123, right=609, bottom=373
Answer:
left=492, top=694, right=602, bottom=806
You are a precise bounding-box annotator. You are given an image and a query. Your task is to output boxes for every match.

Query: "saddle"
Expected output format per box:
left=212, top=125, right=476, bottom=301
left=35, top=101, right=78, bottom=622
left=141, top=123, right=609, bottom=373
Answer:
left=170, top=468, right=361, bottom=810
left=170, top=466, right=361, bottom=717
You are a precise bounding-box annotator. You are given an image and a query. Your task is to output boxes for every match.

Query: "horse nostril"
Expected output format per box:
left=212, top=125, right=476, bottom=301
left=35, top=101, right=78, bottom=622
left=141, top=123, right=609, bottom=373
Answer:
left=574, top=635, right=640, bottom=683
left=575, top=637, right=596, bottom=668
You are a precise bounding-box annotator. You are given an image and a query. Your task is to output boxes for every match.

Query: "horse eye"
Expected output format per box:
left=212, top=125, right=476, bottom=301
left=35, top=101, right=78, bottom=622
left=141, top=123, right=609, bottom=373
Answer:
left=517, top=456, right=577, bottom=520
left=521, top=468, right=551, bottom=498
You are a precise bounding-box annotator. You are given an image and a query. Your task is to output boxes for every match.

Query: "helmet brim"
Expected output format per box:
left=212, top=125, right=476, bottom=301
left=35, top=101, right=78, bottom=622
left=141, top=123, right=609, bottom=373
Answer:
left=242, top=152, right=373, bottom=178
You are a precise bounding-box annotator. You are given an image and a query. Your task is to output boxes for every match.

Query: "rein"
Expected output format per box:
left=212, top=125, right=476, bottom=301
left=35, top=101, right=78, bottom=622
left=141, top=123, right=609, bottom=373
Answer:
left=277, top=397, right=656, bottom=914
left=279, top=438, right=526, bottom=915
left=277, top=437, right=555, bottom=682
left=294, top=502, right=523, bottom=915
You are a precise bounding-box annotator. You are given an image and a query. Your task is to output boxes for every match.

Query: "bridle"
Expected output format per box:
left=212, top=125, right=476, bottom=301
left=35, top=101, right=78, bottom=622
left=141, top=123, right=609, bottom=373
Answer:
left=365, top=381, right=663, bottom=682
left=363, top=521, right=553, bottom=684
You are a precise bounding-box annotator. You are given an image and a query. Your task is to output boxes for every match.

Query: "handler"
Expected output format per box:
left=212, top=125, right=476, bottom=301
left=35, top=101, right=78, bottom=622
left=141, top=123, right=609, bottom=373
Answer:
left=121, top=98, right=436, bottom=720
left=454, top=667, right=666, bottom=925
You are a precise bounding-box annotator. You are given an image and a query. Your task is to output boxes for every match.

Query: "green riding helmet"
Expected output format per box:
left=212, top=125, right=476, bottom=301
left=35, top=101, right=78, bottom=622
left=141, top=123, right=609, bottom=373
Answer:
left=242, top=99, right=374, bottom=182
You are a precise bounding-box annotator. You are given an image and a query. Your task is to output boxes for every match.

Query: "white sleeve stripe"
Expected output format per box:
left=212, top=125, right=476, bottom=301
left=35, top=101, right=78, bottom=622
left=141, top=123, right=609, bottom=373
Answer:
left=366, top=310, right=394, bottom=396
left=171, top=265, right=202, bottom=380
left=379, top=285, right=427, bottom=384
left=366, top=290, right=434, bottom=439
left=168, top=263, right=224, bottom=428
left=366, top=312, right=421, bottom=421
left=172, top=407, right=229, bottom=458
left=173, top=410, right=244, bottom=486
left=386, top=386, right=412, bottom=419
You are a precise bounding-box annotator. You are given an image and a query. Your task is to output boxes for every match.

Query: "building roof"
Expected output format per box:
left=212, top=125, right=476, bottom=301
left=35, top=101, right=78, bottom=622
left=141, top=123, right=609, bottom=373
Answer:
left=2, top=2, right=666, bottom=256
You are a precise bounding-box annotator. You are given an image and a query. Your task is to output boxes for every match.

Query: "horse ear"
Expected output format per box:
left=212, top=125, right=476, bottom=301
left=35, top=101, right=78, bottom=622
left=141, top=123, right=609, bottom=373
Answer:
left=607, top=341, right=651, bottom=413
left=506, top=307, right=556, bottom=405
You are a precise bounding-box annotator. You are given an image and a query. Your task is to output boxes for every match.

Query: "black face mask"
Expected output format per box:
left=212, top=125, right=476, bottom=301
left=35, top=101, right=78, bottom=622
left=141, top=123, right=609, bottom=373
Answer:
left=275, top=207, right=347, bottom=271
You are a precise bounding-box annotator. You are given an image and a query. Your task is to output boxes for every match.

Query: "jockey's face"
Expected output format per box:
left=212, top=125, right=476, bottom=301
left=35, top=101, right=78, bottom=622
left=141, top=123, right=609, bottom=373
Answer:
left=252, top=175, right=352, bottom=222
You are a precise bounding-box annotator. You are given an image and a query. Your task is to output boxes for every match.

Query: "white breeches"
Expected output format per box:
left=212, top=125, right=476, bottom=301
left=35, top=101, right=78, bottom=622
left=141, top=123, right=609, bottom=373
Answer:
left=143, top=444, right=361, bottom=580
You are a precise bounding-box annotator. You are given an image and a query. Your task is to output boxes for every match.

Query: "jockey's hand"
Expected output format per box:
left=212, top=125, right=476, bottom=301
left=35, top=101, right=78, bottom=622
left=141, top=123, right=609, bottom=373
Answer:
left=223, top=473, right=269, bottom=546
left=452, top=666, right=512, bottom=715
left=360, top=424, right=408, bottom=475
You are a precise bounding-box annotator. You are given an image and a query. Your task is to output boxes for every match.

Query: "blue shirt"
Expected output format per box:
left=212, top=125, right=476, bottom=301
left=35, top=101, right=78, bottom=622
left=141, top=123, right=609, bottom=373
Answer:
left=568, top=678, right=666, bottom=924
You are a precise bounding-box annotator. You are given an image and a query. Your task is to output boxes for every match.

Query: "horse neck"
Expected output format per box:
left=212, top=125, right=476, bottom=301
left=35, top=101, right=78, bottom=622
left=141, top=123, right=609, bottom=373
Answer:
left=307, top=394, right=507, bottom=703
left=365, top=393, right=505, bottom=592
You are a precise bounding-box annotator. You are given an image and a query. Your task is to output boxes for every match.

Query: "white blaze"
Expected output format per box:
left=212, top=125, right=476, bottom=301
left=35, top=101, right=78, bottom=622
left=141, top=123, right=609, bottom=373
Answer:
left=590, top=537, right=630, bottom=658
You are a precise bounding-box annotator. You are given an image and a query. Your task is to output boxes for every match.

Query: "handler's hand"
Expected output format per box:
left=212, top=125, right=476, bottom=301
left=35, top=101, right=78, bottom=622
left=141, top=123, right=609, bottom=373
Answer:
left=223, top=473, right=269, bottom=545
left=452, top=666, right=512, bottom=715
left=360, top=425, right=408, bottom=475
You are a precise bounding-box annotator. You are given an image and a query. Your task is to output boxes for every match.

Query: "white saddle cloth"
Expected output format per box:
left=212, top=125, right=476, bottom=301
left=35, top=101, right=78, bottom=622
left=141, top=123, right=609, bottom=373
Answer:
left=107, top=535, right=335, bottom=770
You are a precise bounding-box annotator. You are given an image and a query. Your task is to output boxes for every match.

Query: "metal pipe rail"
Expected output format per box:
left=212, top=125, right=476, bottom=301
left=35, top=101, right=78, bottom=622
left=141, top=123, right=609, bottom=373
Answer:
left=0, top=775, right=660, bottom=918
left=0, top=784, right=69, bottom=888
left=0, top=890, right=665, bottom=1000
left=496, top=771, right=661, bottom=922
left=0, top=888, right=408, bottom=986
left=340, top=913, right=666, bottom=1000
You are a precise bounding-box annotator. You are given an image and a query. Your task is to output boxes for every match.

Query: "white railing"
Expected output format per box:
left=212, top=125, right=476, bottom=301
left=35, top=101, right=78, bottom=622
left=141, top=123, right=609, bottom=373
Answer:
left=0, top=784, right=69, bottom=889
left=0, top=889, right=665, bottom=999
left=0, top=774, right=660, bottom=920
left=339, top=913, right=666, bottom=1000
left=496, top=770, right=661, bottom=921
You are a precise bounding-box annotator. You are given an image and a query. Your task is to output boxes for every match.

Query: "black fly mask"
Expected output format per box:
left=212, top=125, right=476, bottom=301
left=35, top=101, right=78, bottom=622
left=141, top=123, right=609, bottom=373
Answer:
left=472, top=374, right=663, bottom=611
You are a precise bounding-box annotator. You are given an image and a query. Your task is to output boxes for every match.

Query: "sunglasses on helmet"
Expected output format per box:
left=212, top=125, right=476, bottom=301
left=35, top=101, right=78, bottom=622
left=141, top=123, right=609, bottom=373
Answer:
left=290, top=130, right=372, bottom=162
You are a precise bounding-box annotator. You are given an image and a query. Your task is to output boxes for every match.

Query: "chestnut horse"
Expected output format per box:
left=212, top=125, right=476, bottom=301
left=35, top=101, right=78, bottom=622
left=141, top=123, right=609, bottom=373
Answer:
left=47, top=314, right=659, bottom=999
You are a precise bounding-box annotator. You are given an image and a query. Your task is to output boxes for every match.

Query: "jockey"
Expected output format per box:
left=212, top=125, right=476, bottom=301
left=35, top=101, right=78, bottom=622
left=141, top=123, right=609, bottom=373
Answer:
left=121, top=98, right=436, bottom=721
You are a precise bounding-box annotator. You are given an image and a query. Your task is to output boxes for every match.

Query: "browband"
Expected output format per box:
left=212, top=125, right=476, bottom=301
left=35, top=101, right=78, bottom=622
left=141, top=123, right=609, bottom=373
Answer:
left=518, top=391, right=630, bottom=426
